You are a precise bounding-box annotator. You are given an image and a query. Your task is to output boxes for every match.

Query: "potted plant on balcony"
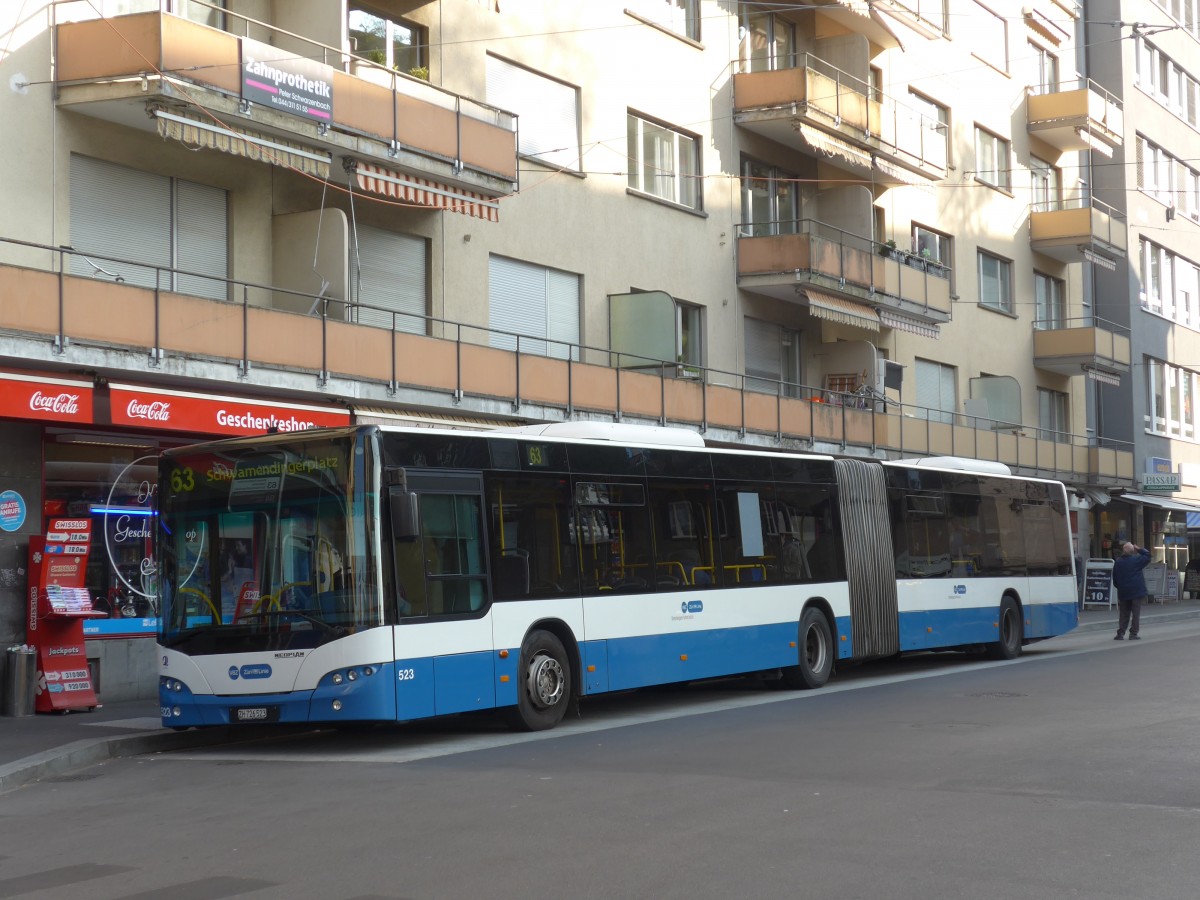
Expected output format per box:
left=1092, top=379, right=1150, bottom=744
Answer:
left=878, top=239, right=898, bottom=259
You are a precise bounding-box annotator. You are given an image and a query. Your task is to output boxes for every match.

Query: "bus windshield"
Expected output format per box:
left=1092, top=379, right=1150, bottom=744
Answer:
left=158, top=428, right=384, bottom=654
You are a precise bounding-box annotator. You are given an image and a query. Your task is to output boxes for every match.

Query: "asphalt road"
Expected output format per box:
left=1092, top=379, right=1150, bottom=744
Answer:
left=2, top=621, right=1199, bottom=900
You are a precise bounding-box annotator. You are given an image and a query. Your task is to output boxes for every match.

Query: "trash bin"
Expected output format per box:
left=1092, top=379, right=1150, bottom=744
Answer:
left=2, top=646, right=36, bottom=717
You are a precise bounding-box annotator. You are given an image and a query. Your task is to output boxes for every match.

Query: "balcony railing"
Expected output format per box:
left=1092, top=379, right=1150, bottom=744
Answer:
left=1032, top=315, right=1131, bottom=380
left=736, top=220, right=952, bottom=320
left=0, top=236, right=1132, bottom=487
left=51, top=0, right=518, bottom=185
left=732, top=54, right=946, bottom=176
left=1030, top=195, right=1127, bottom=263
left=1026, top=78, right=1123, bottom=155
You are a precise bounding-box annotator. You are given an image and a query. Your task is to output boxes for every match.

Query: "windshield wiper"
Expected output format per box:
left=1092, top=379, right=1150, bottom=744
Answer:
left=235, top=609, right=339, bottom=635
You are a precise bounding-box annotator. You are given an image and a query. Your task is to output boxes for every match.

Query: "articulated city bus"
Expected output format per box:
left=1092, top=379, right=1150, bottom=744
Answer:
left=157, top=422, right=1077, bottom=731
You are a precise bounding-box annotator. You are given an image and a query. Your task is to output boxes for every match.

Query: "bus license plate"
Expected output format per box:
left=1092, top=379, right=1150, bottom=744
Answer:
left=233, top=706, right=278, bottom=722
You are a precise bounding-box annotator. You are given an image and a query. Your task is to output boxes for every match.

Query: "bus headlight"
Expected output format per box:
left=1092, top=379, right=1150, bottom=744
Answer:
left=332, top=673, right=343, bottom=685
left=332, top=700, right=342, bottom=711
left=347, top=669, right=358, bottom=681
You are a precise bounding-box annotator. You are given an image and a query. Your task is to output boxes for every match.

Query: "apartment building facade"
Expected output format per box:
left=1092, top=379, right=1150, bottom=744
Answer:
left=0, top=0, right=1145, bottom=697
left=1082, top=0, right=1200, bottom=570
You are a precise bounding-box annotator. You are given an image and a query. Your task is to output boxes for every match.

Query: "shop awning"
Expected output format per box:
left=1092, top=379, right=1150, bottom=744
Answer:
left=352, top=406, right=512, bottom=430
left=1116, top=493, right=1200, bottom=513
left=796, top=124, right=872, bottom=174
left=107, top=383, right=349, bottom=436
left=153, top=109, right=331, bottom=178
left=803, top=289, right=879, bottom=331
left=0, top=370, right=94, bottom=424
left=877, top=308, right=940, bottom=338
left=352, top=161, right=500, bottom=222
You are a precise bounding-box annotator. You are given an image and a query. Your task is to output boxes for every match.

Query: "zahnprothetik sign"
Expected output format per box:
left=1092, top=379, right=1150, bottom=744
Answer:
left=240, top=37, right=332, bottom=124
left=107, top=383, right=349, bottom=437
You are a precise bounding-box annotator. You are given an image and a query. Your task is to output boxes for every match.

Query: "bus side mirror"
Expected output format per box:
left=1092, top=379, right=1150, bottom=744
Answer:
left=389, top=488, right=420, bottom=541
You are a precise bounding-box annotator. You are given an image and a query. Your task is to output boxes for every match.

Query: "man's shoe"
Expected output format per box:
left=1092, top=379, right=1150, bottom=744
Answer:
left=1114, top=633, right=1124, bottom=640
left=1130, top=635, right=1141, bottom=640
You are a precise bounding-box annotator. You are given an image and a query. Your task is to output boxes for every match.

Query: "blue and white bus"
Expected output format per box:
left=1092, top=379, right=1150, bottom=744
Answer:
left=157, top=422, right=1077, bottom=731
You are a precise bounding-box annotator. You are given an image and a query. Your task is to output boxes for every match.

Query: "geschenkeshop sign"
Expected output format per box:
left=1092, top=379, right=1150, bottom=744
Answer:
left=0, top=370, right=94, bottom=424
left=107, top=384, right=350, bottom=436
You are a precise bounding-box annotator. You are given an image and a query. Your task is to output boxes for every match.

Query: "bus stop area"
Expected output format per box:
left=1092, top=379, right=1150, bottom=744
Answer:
left=4, top=597, right=1200, bottom=795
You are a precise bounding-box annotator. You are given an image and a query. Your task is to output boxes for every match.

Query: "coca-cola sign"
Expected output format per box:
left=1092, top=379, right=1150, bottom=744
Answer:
left=109, top=384, right=349, bottom=435
left=125, top=399, right=172, bottom=422
left=30, top=391, right=81, bottom=415
left=0, top=372, right=93, bottom=423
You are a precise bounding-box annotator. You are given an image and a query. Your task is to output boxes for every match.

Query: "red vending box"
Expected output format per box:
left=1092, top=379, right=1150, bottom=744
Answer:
left=27, top=518, right=106, bottom=712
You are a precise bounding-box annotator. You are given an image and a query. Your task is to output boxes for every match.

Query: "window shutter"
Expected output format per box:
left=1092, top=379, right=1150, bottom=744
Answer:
left=350, top=225, right=427, bottom=333
left=486, top=56, right=579, bottom=171
left=546, top=268, right=580, bottom=360
left=488, top=255, right=547, bottom=354
left=175, top=179, right=228, bottom=301
left=69, top=154, right=171, bottom=289
left=744, top=318, right=781, bottom=392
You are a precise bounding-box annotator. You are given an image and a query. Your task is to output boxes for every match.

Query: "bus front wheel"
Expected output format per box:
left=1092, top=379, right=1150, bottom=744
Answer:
left=509, top=630, right=572, bottom=732
left=989, top=597, right=1023, bottom=660
left=781, top=608, right=833, bottom=689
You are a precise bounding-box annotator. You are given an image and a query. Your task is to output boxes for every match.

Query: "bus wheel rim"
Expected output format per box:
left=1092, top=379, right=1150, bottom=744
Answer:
left=804, top=625, right=826, bottom=672
left=528, top=653, right=564, bottom=708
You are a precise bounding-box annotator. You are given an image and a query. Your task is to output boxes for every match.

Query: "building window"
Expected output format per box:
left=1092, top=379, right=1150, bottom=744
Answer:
left=969, top=0, right=1008, bottom=72
left=69, top=154, right=227, bottom=301
left=627, top=113, right=700, bottom=210
left=630, top=0, right=700, bottom=41
left=974, top=127, right=1010, bottom=191
left=1140, top=238, right=1200, bottom=328
left=915, top=358, right=956, bottom=424
left=1028, top=41, right=1058, bottom=95
left=1037, top=388, right=1069, bottom=443
left=488, top=255, right=580, bottom=359
left=349, top=5, right=426, bottom=74
left=977, top=250, right=1013, bottom=313
left=1034, top=272, right=1065, bottom=330
left=912, top=224, right=951, bottom=267
left=740, top=6, right=796, bottom=72
left=1030, top=156, right=1060, bottom=211
left=1147, top=357, right=1198, bottom=440
left=1136, top=37, right=1200, bottom=129
left=487, top=56, right=581, bottom=171
left=741, top=159, right=799, bottom=236
left=909, top=91, right=950, bottom=169
left=744, top=318, right=801, bottom=397
left=173, top=0, right=225, bottom=29
left=678, top=301, right=704, bottom=369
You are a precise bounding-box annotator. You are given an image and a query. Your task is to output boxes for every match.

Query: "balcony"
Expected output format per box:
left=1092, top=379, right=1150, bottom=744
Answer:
left=1033, top=317, right=1130, bottom=383
left=1029, top=197, right=1126, bottom=265
left=1027, top=79, right=1123, bottom=157
left=52, top=5, right=517, bottom=198
left=732, top=56, right=945, bottom=182
left=0, top=237, right=1131, bottom=489
left=736, top=221, right=951, bottom=325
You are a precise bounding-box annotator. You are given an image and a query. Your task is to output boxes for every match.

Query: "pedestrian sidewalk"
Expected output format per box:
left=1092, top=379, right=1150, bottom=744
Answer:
left=2, top=597, right=1199, bottom=794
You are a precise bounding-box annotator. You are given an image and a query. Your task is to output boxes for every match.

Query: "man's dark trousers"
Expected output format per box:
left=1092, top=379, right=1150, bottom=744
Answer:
left=1118, top=594, right=1144, bottom=638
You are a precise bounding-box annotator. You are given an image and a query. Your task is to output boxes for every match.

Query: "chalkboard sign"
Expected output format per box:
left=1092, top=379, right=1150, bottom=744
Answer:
left=1082, top=559, right=1115, bottom=609
left=1165, top=569, right=1181, bottom=603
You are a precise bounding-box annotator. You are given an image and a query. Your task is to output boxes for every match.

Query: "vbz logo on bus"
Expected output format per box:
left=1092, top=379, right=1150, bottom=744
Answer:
left=952, top=584, right=967, bottom=595
left=681, top=600, right=704, bottom=614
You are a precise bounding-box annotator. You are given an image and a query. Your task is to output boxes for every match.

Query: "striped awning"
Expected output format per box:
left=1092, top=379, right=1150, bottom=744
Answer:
left=353, top=161, right=500, bottom=222
left=804, top=289, right=879, bottom=331
left=877, top=308, right=940, bottom=338
left=154, top=109, right=330, bottom=178
left=352, top=406, right=512, bottom=430
left=796, top=124, right=872, bottom=174
left=873, top=156, right=935, bottom=188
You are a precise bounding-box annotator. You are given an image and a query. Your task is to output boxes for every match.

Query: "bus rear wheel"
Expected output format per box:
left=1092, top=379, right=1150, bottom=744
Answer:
left=781, top=608, right=833, bottom=689
left=508, top=630, right=572, bottom=732
left=989, top=597, right=1023, bottom=660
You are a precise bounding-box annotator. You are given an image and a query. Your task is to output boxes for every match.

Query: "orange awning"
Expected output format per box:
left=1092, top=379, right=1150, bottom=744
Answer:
left=354, top=161, right=500, bottom=222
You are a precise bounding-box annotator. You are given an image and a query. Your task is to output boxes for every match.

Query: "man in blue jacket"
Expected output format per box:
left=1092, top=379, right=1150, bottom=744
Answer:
left=1112, top=542, right=1152, bottom=641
